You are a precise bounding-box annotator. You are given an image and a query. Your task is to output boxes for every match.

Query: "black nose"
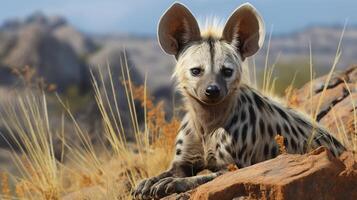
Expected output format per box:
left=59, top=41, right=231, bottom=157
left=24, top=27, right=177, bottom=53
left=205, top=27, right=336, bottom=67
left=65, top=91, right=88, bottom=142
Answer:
left=205, top=85, right=220, bottom=98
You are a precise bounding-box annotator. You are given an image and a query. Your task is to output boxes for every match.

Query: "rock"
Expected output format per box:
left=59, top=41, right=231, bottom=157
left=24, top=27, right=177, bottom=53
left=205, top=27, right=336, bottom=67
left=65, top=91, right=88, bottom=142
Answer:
left=0, top=11, right=67, bottom=33
left=166, top=147, right=357, bottom=200
left=288, top=65, right=357, bottom=149
left=2, top=24, right=86, bottom=91
left=0, top=12, right=92, bottom=91
left=319, top=93, right=357, bottom=146
left=289, top=65, right=356, bottom=107
left=53, top=25, right=96, bottom=56
left=90, top=36, right=176, bottom=101
left=0, top=31, right=16, bottom=58
left=0, top=66, right=16, bottom=85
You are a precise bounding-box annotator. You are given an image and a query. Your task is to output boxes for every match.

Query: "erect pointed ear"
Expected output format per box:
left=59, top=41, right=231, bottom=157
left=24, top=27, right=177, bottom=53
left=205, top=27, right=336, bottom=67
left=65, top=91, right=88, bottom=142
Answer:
left=222, top=3, right=265, bottom=61
left=158, top=3, right=201, bottom=57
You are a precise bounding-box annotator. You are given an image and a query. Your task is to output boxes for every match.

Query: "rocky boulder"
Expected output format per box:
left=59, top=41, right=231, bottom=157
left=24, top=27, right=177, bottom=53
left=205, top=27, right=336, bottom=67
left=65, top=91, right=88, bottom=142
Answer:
left=288, top=65, right=357, bottom=150
left=0, top=12, right=93, bottom=91
left=90, top=36, right=176, bottom=102
left=0, top=31, right=16, bottom=58
left=165, top=147, right=357, bottom=200
left=53, top=25, right=96, bottom=56
left=1, top=24, right=86, bottom=91
left=0, top=11, right=67, bottom=32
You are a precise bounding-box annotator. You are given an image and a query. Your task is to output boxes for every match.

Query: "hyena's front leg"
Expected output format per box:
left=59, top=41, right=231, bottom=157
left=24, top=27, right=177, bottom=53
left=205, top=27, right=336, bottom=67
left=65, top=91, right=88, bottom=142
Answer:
left=148, top=128, right=235, bottom=199
left=149, top=170, right=226, bottom=199
left=132, top=169, right=173, bottom=200
left=133, top=120, right=204, bottom=200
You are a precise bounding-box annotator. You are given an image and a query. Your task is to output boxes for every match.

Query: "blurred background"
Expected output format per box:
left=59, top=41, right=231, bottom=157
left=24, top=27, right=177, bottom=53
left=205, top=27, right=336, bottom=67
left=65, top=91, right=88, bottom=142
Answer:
left=1, top=0, right=357, bottom=94
left=0, top=0, right=357, bottom=173
left=0, top=0, right=356, bottom=96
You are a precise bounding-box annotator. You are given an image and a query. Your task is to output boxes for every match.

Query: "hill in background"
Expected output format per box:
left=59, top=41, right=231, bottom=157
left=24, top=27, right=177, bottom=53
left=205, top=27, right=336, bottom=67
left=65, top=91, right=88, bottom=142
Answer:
left=0, top=12, right=356, bottom=94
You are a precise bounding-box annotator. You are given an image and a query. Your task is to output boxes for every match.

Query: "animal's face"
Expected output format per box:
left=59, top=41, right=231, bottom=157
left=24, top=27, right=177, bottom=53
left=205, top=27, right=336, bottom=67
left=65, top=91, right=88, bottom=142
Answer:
left=158, top=3, right=265, bottom=105
left=175, top=39, right=241, bottom=105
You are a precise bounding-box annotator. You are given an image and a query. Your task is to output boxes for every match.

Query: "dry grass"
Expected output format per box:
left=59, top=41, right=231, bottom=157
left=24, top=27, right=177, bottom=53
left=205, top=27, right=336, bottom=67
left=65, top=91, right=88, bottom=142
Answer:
left=0, top=92, right=60, bottom=199
left=274, top=135, right=287, bottom=155
left=0, top=54, right=180, bottom=199
left=0, top=28, right=356, bottom=200
left=257, top=23, right=356, bottom=153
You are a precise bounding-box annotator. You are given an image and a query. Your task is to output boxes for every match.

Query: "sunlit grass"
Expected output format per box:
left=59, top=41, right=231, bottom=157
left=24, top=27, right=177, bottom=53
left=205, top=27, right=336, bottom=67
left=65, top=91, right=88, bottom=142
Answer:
left=255, top=21, right=356, bottom=153
left=0, top=51, right=179, bottom=199
left=0, top=92, right=60, bottom=199
left=0, top=27, right=356, bottom=200
left=307, top=20, right=346, bottom=150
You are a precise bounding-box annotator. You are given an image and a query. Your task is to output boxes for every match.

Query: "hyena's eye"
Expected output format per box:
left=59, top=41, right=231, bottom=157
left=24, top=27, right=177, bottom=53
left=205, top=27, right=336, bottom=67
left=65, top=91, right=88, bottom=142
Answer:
left=221, top=68, right=233, bottom=78
left=190, top=67, right=203, bottom=77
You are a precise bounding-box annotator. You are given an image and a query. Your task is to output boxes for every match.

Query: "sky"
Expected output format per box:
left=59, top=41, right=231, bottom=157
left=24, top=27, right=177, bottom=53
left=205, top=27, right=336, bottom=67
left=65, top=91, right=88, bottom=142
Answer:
left=1, top=0, right=357, bottom=35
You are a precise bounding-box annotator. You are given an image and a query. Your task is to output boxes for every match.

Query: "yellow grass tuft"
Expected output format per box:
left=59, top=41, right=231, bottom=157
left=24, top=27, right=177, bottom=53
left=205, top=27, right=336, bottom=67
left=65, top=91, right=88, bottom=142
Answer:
left=0, top=51, right=181, bottom=199
left=0, top=25, right=356, bottom=200
left=0, top=92, right=60, bottom=200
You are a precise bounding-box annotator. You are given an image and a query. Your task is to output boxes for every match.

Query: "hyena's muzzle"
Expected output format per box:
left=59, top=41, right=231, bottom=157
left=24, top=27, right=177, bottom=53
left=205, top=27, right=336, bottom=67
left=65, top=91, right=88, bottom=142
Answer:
left=196, top=74, right=228, bottom=105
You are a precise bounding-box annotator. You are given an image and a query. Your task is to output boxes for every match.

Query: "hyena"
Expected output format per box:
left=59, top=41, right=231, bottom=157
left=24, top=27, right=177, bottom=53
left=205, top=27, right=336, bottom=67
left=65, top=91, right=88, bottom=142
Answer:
left=133, top=3, right=346, bottom=199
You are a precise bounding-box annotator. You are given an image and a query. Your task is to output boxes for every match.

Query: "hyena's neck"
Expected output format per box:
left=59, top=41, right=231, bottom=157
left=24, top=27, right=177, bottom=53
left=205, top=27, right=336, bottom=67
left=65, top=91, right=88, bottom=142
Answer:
left=185, top=93, right=238, bottom=135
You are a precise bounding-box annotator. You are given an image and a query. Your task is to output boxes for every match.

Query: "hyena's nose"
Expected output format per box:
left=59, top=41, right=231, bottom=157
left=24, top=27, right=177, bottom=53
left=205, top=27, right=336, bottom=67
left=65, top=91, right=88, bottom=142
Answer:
left=205, top=85, right=220, bottom=98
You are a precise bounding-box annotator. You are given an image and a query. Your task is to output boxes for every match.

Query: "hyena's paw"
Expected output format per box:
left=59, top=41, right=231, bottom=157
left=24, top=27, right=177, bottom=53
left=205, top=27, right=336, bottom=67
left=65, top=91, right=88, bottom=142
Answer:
left=149, top=177, right=197, bottom=199
left=132, top=176, right=160, bottom=200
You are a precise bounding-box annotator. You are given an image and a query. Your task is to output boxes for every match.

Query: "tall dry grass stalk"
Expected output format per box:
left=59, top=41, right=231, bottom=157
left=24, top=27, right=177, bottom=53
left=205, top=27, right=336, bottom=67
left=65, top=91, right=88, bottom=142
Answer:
left=306, top=20, right=347, bottom=149
left=257, top=20, right=356, bottom=152
left=0, top=27, right=356, bottom=199
left=55, top=53, right=178, bottom=199
left=0, top=51, right=179, bottom=199
left=260, top=25, right=283, bottom=95
left=0, top=92, right=60, bottom=199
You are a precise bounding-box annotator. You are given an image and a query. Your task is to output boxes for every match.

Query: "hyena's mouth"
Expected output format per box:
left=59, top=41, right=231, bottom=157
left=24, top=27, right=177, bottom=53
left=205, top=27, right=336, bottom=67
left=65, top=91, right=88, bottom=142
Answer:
left=200, top=98, right=226, bottom=106
left=194, top=92, right=227, bottom=106
left=184, top=87, right=227, bottom=106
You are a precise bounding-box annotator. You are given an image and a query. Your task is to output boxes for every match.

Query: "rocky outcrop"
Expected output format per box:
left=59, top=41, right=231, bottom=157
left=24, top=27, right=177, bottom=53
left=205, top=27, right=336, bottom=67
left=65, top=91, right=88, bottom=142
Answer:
left=288, top=65, right=357, bottom=150
left=0, top=12, right=91, bottom=91
left=164, top=147, right=357, bottom=200
left=2, top=24, right=85, bottom=91
left=89, top=37, right=176, bottom=101
left=0, top=12, right=67, bottom=32
left=53, top=25, right=96, bottom=56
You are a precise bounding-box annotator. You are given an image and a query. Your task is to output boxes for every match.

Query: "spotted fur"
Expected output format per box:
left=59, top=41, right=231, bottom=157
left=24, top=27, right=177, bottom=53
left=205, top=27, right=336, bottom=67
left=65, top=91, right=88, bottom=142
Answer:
left=133, top=3, right=346, bottom=199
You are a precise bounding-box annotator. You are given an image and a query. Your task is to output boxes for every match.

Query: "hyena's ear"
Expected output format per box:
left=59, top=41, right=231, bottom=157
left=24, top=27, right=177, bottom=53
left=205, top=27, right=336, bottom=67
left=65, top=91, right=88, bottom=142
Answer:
left=158, top=3, right=201, bottom=57
left=222, top=3, right=265, bottom=60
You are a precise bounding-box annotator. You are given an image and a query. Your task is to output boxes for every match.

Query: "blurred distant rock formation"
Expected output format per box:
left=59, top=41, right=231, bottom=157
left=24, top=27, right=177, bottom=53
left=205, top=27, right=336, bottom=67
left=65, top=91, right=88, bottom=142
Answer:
left=0, top=12, right=92, bottom=91
left=1, top=12, right=357, bottom=96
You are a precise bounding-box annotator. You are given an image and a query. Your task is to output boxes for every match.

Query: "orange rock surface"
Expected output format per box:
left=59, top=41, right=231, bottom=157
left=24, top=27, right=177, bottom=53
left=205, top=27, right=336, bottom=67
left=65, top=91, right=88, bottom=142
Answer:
left=165, top=147, right=357, bottom=200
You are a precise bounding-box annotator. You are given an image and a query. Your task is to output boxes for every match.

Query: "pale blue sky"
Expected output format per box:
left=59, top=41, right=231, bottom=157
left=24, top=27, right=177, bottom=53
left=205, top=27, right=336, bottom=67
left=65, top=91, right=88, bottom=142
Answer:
left=1, top=0, right=356, bottom=35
